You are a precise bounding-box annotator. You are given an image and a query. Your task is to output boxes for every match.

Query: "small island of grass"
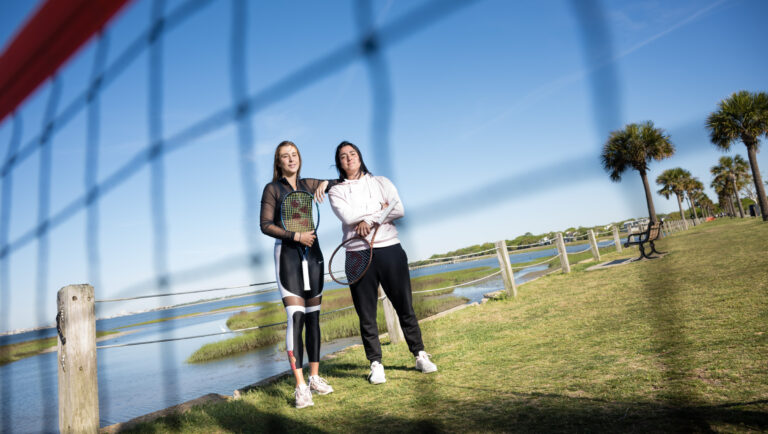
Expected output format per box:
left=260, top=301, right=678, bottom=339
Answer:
left=185, top=267, right=501, bottom=363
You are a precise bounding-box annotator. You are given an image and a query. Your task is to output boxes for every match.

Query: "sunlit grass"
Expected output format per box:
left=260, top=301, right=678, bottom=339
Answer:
left=128, top=218, right=767, bottom=433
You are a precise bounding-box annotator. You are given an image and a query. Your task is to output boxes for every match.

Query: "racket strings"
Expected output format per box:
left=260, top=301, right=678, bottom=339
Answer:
left=345, top=249, right=371, bottom=283
left=281, top=192, right=316, bottom=232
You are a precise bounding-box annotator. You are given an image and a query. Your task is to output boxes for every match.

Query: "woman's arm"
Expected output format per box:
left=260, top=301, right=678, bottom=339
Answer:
left=260, top=184, right=294, bottom=240
left=328, top=185, right=378, bottom=226
left=370, top=176, right=404, bottom=224
left=303, top=178, right=340, bottom=203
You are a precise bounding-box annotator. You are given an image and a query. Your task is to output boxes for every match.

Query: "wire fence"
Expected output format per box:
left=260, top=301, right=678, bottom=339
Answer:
left=88, top=230, right=626, bottom=353
left=0, top=0, right=635, bottom=431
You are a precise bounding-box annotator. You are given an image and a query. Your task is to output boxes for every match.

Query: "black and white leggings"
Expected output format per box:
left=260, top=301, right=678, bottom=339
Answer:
left=274, top=239, right=324, bottom=370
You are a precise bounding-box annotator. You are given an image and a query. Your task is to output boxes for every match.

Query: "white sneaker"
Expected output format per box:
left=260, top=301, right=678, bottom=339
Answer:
left=415, top=351, right=437, bottom=373
left=368, top=361, right=386, bottom=384
left=294, top=384, right=314, bottom=409
left=308, top=375, right=334, bottom=395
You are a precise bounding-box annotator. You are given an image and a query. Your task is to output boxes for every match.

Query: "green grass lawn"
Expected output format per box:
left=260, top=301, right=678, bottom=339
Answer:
left=121, top=218, right=768, bottom=433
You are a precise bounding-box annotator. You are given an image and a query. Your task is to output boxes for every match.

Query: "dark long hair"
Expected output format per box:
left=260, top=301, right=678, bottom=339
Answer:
left=335, top=141, right=371, bottom=180
left=272, top=141, right=302, bottom=182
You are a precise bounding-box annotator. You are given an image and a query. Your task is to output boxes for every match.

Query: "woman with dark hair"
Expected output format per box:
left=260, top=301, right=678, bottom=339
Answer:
left=328, top=141, right=437, bottom=384
left=260, top=140, right=335, bottom=408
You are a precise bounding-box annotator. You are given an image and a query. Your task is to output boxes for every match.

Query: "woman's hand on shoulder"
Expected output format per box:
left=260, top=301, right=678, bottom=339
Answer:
left=314, top=181, right=328, bottom=203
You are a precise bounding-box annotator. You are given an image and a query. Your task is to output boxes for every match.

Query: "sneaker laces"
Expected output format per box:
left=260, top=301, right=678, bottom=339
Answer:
left=311, top=376, right=329, bottom=387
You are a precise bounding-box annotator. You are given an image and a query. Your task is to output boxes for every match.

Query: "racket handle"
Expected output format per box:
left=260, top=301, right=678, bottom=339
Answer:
left=377, top=199, right=399, bottom=225
left=301, top=258, right=311, bottom=291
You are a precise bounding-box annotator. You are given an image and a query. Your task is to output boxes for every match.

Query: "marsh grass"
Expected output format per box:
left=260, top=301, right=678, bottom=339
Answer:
left=130, top=219, right=767, bottom=433
left=187, top=268, right=481, bottom=363
left=0, top=331, right=117, bottom=366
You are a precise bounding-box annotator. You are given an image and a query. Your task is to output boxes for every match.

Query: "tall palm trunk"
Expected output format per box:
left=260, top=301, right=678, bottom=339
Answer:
left=729, top=174, right=745, bottom=218
left=745, top=141, right=768, bottom=221
left=639, top=170, right=658, bottom=223
left=684, top=195, right=694, bottom=220
left=676, top=193, right=688, bottom=230
left=688, top=192, right=700, bottom=221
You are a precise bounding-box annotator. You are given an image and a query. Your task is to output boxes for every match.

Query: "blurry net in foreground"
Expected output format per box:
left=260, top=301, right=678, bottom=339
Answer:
left=0, top=0, right=624, bottom=431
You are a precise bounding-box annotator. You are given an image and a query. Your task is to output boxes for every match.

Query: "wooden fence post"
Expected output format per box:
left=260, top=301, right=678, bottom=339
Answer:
left=556, top=232, right=570, bottom=273
left=587, top=229, right=600, bottom=262
left=494, top=240, right=517, bottom=298
left=57, top=284, right=99, bottom=434
left=612, top=225, right=622, bottom=253
left=379, top=285, right=404, bottom=344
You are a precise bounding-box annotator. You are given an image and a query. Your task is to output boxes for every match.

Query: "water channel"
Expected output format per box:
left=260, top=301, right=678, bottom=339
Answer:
left=1, top=240, right=617, bottom=432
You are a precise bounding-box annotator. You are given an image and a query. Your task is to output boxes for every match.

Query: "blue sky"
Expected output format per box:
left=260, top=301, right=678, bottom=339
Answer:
left=0, top=0, right=766, bottom=332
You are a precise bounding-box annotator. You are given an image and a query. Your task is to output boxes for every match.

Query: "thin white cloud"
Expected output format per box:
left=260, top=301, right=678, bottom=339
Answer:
left=458, top=0, right=729, bottom=142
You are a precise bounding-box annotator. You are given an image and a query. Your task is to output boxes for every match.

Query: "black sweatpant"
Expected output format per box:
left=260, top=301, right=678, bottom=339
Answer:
left=349, top=243, right=424, bottom=363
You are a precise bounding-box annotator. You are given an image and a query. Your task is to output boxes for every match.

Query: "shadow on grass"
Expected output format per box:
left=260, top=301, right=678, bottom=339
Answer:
left=312, top=361, right=768, bottom=432
left=123, top=398, right=326, bottom=434
left=123, top=385, right=768, bottom=433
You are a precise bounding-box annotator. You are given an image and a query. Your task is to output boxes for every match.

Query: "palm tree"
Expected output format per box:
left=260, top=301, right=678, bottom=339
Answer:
left=656, top=167, right=689, bottom=228
left=602, top=121, right=675, bottom=223
left=706, top=90, right=768, bottom=221
left=696, top=193, right=714, bottom=218
left=711, top=156, right=749, bottom=218
left=711, top=172, right=735, bottom=217
left=684, top=177, right=704, bottom=221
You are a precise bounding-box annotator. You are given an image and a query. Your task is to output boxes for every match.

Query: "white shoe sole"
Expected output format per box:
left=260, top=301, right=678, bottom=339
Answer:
left=311, top=388, right=334, bottom=395
left=418, top=366, right=437, bottom=373
left=295, top=401, right=314, bottom=409
left=368, top=376, right=386, bottom=384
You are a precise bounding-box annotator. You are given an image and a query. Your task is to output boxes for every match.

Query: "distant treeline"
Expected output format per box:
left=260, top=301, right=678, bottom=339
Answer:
left=407, top=209, right=730, bottom=268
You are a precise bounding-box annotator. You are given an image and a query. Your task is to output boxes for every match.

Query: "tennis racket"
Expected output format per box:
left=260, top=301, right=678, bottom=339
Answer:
left=328, top=199, right=398, bottom=285
left=280, top=190, right=320, bottom=291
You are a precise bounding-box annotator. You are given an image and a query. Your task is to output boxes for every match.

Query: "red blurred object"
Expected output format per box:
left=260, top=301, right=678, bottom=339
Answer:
left=705, top=216, right=715, bottom=222
left=0, top=0, right=133, bottom=124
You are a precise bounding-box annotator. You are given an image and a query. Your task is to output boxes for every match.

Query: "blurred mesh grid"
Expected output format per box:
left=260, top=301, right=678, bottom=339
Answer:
left=0, top=0, right=630, bottom=430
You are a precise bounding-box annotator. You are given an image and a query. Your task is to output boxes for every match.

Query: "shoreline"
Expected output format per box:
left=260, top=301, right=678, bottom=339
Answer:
left=100, top=302, right=481, bottom=433
left=98, top=267, right=556, bottom=433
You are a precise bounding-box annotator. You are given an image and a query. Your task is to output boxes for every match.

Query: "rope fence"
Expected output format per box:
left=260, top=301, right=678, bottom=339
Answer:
left=95, top=266, right=505, bottom=349
left=411, top=247, right=499, bottom=266
left=566, top=245, right=593, bottom=256
left=88, top=223, right=656, bottom=351
left=510, top=254, right=560, bottom=270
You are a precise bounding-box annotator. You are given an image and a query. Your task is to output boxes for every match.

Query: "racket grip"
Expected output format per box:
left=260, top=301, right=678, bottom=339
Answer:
left=301, top=258, right=311, bottom=291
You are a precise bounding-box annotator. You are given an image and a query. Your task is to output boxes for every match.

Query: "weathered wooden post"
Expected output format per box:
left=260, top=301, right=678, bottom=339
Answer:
left=682, top=217, right=689, bottom=231
left=587, top=229, right=600, bottom=262
left=57, top=284, right=99, bottom=434
left=494, top=240, right=517, bottom=297
left=379, top=285, right=404, bottom=344
left=556, top=232, right=570, bottom=273
left=612, top=225, right=622, bottom=253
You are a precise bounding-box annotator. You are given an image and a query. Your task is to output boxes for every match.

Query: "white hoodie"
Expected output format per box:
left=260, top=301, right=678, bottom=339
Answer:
left=328, top=174, right=404, bottom=251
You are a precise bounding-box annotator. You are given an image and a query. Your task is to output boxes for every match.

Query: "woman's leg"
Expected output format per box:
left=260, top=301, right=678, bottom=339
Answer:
left=284, top=300, right=306, bottom=385
left=349, top=263, right=384, bottom=363
left=275, top=241, right=309, bottom=387
left=304, top=295, right=322, bottom=376
left=377, top=244, right=425, bottom=356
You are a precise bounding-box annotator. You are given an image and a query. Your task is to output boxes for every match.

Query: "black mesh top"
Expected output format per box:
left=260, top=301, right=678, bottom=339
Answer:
left=260, top=177, right=336, bottom=240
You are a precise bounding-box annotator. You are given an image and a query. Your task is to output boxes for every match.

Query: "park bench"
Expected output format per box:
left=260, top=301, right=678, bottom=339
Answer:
left=624, top=221, right=666, bottom=260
